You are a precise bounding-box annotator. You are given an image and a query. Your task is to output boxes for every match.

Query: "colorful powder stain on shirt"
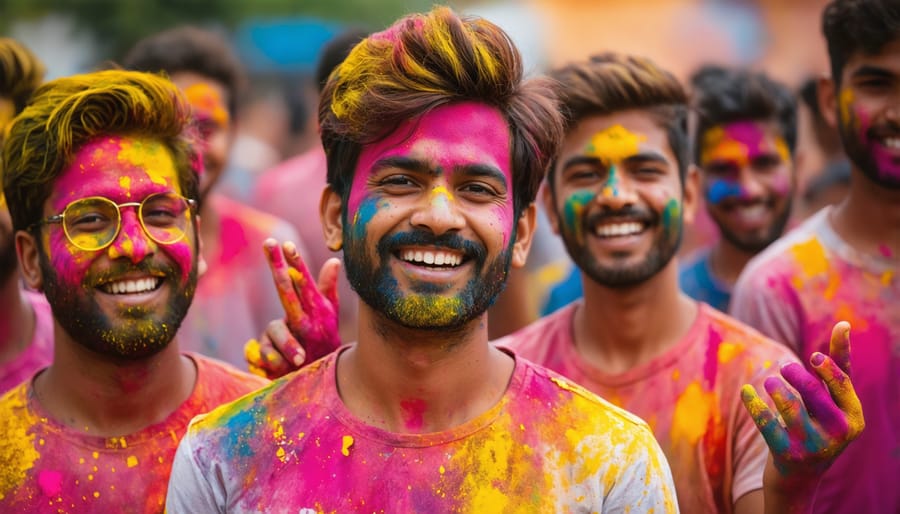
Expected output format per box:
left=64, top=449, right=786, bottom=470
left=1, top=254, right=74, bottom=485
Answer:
left=500, top=302, right=797, bottom=514
left=167, top=350, right=678, bottom=512
left=0, top=354, right=266, bottom=512
left=731, top=207, right=900, bottom=514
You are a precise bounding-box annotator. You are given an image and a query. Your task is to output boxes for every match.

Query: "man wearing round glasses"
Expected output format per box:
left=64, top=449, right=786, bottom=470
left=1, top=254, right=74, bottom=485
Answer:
left=0, top=70, right=266, bottom=512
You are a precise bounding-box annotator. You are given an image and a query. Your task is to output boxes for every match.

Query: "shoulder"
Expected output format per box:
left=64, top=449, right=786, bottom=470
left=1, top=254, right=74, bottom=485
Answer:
left=701, top=306, right=797, bottom=363
left=190, top=354, right=270, bottom=401
left=738, top=213, right=828, bottom=289
left=518, top=357, right=651, bottom=431
left=213, top=194, right=299, bottom=241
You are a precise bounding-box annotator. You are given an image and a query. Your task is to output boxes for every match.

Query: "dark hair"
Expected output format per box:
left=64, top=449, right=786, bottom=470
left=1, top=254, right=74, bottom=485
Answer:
left=122, top=26, right=246, bottom=117
left=315, top=28, right=369, bottom=94
left=318, top=6, right=563, bottom=219
left=690, top=65, right=797, bottom=165
left=2, top=70, right=199, bottom=232
left=548, top=53, right=689, bottom=185
left=822, top=0, right=900, bottom=85
left=0, top=38, right=45, bottom=119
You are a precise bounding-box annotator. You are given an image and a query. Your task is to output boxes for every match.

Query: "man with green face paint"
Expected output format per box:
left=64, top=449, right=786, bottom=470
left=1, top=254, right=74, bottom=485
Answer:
left=497, top=52, right=863, bottom=514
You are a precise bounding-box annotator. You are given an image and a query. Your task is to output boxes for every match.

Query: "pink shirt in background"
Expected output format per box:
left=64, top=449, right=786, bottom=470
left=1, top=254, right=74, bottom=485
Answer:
left=0, top=353, right=267, bottom=513
left=731, top=207, right=899, bottom=514
left=252, top=146, right=359, bottom=342
left=166, top=349, right=678, bottom=513
left=0, top=289, right=54, bottom=394
left=498, top=302, right=797, bottom=514
left=178, top=193, right=306, bottom=369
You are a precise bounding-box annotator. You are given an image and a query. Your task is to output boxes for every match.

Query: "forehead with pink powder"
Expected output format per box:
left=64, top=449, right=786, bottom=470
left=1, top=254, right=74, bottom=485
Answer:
left=347, top=102, right=515, bottom=234
left=52, top=135, right=181, bottom=211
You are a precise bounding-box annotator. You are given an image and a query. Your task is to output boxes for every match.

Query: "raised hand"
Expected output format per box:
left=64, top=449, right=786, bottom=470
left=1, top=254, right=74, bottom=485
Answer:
left=244, top=239, right=343, bottom=379
left=741, top=321, right=864, bottom=498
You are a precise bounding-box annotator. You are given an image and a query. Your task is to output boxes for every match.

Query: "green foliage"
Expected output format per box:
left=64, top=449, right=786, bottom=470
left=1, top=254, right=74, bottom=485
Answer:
left=0, top=0, right=438, bottom=61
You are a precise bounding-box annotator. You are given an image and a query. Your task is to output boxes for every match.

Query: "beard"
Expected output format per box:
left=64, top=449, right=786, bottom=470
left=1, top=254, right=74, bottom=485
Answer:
left=0, top=235, right=16, bottom=284
left=839, top=117, right=900, bottom=190
left=343, top=227, right=512, bottom=331
left=38, top=248, right=197, bottom=360
left=561, top=205, right=682, bottom=288
left=711, top=198, right=793, bottom=254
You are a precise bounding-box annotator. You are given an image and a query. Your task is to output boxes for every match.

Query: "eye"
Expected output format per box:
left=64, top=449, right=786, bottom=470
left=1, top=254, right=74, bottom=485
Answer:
left=564, top=166, right=602, bottom=183
left=704, top=162, right=738, bottom=176
left=68, top=212, right=113, bottom=232
left=459, top=181, right=501, bottom=201
left=751, top=155, right=782, bottom=171
left=376, top=174, right=420, bottom=194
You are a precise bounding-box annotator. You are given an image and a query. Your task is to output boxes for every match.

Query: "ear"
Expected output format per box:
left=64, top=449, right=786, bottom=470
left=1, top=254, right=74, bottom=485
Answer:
left=320, top=185, right=344, bottom=252
left=540, top=182, right=561, bottom=236
left=510, top=203, right=537, bottom=269
left=681, top=164, right=701, bottom=226
left=16, top=230, right=43, bottom=290
left=818, top=75, right=839, bottom=130
left=194, top=214, right=208, bottom=277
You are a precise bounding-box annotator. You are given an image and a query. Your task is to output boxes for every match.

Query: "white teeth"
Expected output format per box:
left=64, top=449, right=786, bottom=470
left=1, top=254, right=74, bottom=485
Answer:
left=400, top=249, right=462, bottom=267
left=104, top=277, right=160, bottom=295
left=734, top=204, right=768, bottom=224
left=883, top=138, right=900, bottom=149
left=594, top=222, right=644, bottom=238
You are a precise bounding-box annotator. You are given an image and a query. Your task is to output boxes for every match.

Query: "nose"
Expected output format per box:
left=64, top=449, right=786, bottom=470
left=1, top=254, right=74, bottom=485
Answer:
left=736, top=167, right=766, bottom=200
left=595, top=166, right=638, bottom=211
left=409, top=185, right=465, bottom=235
left=107, top=208, right=155, bottom=263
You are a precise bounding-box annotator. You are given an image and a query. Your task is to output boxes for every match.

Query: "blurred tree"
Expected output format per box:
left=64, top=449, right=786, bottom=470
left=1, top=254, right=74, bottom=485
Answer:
left=0, top=0, right=437, bottom=61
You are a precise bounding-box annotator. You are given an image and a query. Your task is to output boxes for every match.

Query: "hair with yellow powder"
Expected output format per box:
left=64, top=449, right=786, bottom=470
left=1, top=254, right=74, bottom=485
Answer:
left=548, top=53, right=689, bottom=184
left=0, top=38, right=45, bottom=129
left=319, top=5, right=563, bottom=218
left=2, top=69, right=199, bottom=232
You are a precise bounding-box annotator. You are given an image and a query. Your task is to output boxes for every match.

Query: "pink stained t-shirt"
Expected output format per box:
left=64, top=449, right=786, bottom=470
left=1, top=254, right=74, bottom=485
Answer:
left=178, top=193, right=307, bottom=369
left=731, top=207, right=899, bottom=514
left=497, top=301, right=797, bottom=514
left=166, top=348, right=678, bottom=513
left=0, top=353, right=267, bottom=513
left=0, top=289, right=54, bottom=394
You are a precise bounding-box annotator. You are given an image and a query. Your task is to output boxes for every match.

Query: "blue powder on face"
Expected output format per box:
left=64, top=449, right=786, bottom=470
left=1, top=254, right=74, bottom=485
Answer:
left=706, top=180, right=744, bottom=205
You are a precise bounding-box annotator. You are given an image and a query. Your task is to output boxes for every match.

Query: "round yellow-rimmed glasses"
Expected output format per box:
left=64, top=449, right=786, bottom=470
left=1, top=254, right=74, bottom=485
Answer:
left=30, top=192, right=196, bottom=251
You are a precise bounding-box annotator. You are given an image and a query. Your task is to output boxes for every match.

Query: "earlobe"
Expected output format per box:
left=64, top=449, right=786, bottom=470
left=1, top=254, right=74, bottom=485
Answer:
left=15, top=230, right=44, bottom=290
left=320, top=185, right=344, bottom=252
left=511, top=204, right=537, bottom=269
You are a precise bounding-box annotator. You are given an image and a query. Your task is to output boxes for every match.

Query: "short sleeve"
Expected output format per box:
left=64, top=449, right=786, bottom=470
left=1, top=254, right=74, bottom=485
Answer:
left=730, top=264, right=803, bottom=356
left=165, top=426, right=223, bottom=514
left=605, top=425, right=680, bottom=513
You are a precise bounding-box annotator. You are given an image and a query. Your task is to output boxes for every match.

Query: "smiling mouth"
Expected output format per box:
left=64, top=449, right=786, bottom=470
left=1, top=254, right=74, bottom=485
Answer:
left=593, top=221, right=647, bottom=238
left=878, top=136, right=900, bottom=150
left=398, top=248, right=465, bottom=268
left=99, top=277, right=163, bottom=295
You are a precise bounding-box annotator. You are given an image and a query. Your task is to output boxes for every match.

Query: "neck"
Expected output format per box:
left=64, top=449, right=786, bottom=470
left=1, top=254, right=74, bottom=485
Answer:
left=708, top=239, right=757, bottom=286
left=575, top=260, right=698, bottom=375
left=0, top=276, right=34, bottom=364
left=830, top=171, right=900, bottom=258
left=337, top=305, right=514, bottom=434
left=34, top=330, right=196, bottom=437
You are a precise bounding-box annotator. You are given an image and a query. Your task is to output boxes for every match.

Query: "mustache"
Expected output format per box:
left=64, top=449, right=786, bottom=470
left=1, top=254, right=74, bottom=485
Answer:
left=378, top=229, right=487, bottom=262
left=868, top=120, right=900, bottom=139
left=87, top=260, right=180, bottom=287
left=586, top=206, right=657, bottom=227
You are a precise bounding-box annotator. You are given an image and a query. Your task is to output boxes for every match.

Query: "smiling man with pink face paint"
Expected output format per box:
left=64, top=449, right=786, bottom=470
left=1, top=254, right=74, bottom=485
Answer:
left=167, top=8, right=678, bottom=513
left=731, top=1, right=900, bottom=512
left=0, top=70, right=266, bottom=513
left=680, top=67, right=797, bottom=313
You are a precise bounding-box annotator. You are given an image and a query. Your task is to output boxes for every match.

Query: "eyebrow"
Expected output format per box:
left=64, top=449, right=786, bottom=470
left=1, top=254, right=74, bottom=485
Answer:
left=851, top=65, right=896, bottom=80
left=371, top=156, right=508, bottom=187
left=561, top=152, right=669, bottom=170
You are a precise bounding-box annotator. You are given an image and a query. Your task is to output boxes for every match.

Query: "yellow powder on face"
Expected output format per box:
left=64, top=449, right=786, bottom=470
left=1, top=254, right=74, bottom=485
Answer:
left=116, top=138, right=178, bottom=189
left=670, top=381, right=716, bottom=445
left=585, top=125, right=647, bottom=165
left=126, top=456, right=138, bottom=468
left=119, top=176, right=132, bottom=197
left=774, top=137, right=792, bottom=165
left=700, top=126, right=749, bottom=168
left=839, top=88, right=855, bottom=127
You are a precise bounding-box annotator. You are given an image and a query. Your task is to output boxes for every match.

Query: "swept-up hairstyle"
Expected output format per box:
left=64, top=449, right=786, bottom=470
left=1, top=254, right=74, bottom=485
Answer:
left=318, top=6, right=563, bottom=219
left=822, top=0, right=900, bottom=85
left=548, top=53, right=689, bottom=185
left=690, top=65, right=797, bottom=165
left=3, top=69, right=199, bottom=232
